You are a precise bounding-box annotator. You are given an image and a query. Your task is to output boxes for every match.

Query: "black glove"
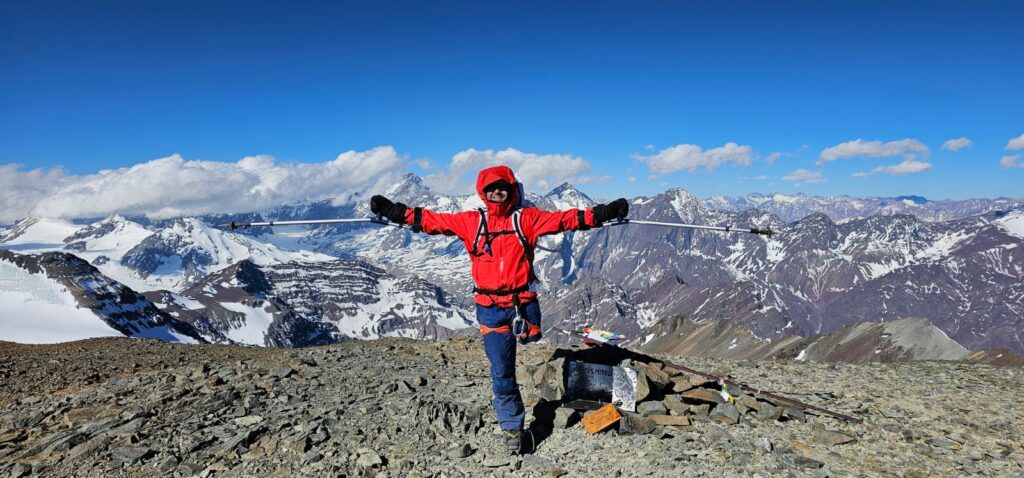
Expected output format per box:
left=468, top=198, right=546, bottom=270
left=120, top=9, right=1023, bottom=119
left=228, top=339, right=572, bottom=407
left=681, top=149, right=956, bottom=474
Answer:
left=592, top=198, right=629, bottom=225
left=370, top=195, right=408, bottom=224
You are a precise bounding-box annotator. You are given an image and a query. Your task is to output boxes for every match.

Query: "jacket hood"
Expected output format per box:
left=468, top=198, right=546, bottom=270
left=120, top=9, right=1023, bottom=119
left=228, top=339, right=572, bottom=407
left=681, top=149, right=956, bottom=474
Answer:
left=475, top=165, right=521, bottom=217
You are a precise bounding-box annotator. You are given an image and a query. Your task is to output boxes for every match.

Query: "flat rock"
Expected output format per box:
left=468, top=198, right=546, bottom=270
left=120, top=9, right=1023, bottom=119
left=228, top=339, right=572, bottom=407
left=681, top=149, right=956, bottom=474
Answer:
left=553, top=407, right=580, bottom=429
left=637, top=400, right=668, bottom=416
left=634, top=370, right=651, bottom=402
left=735, top=395, right=761, bottom=413
left=709, top=403, right=740, bottom=425
left=681, top=388, right=726, bottom=404
left=663, top=394, right=687, bottom=413
left=813, top=428, right=856, bottom=445
left=448, top=443, right=473, bottom=458
left=233, top=415, right=264, bottom=427
left=522, top=454, right=555, bottom=471
left=112, top=446, right=151, bottom=464
left=483, top=455, right=511, bottom=467
left=271, top=366, right=295, bottom=379
left=649, top=414, right=690, bottom=427
left=68, top=435, right=111, bottom=461
left=619, top=413, right=657, bottom=435
left=356, top=448, right=383, bottom=468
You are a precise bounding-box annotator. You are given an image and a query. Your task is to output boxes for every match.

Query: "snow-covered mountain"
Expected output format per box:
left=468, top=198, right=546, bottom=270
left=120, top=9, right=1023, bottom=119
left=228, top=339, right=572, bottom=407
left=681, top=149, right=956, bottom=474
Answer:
left=3, top=174, right=1022, bottom=356
left=1, top=215, right=333, bottom=293
left=144, top=258, right=474, bottom=346
left=528, top=187, right=1024, bottom=353
left=0, top=249, right=202, bottom=344
left=704, top=193, right=1024, bottom=223
left=0, top=217, right=84, bottom=247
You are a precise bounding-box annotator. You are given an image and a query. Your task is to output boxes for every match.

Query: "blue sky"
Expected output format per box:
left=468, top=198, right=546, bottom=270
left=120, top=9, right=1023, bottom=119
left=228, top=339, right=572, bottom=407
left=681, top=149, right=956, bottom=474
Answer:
left=1, top=0, right=1022, bottom=214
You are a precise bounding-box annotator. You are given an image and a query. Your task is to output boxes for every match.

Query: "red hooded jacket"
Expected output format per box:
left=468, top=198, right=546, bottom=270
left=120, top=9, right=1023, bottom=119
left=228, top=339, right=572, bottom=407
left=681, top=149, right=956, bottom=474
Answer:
left=403, top=165, right=597, bottom=308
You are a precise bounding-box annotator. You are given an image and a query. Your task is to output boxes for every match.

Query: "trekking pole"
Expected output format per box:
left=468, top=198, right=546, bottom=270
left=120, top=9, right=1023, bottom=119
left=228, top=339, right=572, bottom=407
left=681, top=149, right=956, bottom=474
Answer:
left=219, top=215, right=403, bottom=230
left=606, top=218, right=774, bottom=237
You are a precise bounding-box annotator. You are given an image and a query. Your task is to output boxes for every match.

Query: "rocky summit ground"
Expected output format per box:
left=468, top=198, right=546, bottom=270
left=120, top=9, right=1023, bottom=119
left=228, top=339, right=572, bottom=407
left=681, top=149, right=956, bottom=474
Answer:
left=1, top=337, right=1023, bottom=478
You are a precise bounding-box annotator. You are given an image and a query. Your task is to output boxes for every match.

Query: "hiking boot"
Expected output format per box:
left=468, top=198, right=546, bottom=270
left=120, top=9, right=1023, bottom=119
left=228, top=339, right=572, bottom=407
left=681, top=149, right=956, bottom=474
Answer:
left=503, top=429, right=523, bottom=455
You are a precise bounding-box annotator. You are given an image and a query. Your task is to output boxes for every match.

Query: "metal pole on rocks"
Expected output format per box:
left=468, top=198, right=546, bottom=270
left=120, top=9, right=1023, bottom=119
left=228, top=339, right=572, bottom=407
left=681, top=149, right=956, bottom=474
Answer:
left=657, top=358, right=862, bottom=423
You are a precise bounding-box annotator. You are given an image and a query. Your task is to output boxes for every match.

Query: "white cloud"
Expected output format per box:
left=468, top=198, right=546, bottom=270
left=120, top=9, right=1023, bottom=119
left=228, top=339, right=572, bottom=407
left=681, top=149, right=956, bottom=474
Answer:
left=853, top=159, right=934, bottom=177
left=1, top=147, right=407, bottom=223
left=870, top=159, right=933, bottom=175
left=1007, top=133, right=1024, bottom=151
left=0, top=164, right=68, bottom=223
left=1001, top=155, right=1024, bottom=169
left=626, top=176, right=637, bottom=183
left=424, top=147, right=592, bottom=194
left=754, top=175, right=768, bottom=180
left=781, top=169, right=825, bottom=184
left=634, top=142, right=754, bottom=175
left=818, top=138, right=928, bottom=166
left=941, top=137, right=972, bottom=151
left=764, top=152, right=786, bottom=165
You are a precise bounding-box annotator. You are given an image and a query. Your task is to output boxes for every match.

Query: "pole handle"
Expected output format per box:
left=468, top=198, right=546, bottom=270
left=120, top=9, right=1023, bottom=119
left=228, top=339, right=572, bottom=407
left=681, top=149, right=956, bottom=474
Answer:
left=749, top=226, right=774, bottom=237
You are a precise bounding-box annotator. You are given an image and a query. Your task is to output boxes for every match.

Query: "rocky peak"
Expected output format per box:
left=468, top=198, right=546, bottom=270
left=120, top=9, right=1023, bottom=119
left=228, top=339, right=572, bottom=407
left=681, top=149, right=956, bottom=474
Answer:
left=64, top=215, right=146, bottom=244
left=0, top=217, right=41, bottom=242
left=661, top=188, right=707, bottom=222
left=542, top=182, right=594, bottom=209
left=384, top=173, right=430, bottom=198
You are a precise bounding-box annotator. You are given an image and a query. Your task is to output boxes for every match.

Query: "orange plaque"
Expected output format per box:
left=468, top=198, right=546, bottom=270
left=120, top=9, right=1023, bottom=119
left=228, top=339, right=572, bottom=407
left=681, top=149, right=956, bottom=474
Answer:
left=581, top=403, right=621, bottom=435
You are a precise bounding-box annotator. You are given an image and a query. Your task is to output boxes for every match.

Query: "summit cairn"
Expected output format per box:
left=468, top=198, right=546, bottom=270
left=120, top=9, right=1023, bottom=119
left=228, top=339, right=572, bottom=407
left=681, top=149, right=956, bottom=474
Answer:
left=518, top=344, right=851, bottom=438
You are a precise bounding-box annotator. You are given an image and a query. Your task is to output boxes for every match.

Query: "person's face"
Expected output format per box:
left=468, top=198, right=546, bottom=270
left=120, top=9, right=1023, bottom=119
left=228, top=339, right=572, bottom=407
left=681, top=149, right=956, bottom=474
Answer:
left=485, top=185, right=511, bottom=203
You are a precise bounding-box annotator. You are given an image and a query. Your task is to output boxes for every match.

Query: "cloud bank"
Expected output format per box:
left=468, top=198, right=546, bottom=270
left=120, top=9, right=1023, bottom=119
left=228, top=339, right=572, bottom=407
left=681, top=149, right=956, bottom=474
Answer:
left=820, top=138, right=933, bottom=177
left=0, top=147, right=407, bottom=223
left=423, top=148, right=593, bottom=194
left=818, top=138, right=928, bottom=166
left=633, top=142, right=754, bottom=175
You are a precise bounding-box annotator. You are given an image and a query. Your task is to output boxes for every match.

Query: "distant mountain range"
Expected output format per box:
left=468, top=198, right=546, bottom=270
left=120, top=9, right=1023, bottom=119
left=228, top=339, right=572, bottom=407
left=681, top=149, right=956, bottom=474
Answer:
left=2, top=174, right=1022, bottom=361
left=704, top=192, right=1024, bottom=223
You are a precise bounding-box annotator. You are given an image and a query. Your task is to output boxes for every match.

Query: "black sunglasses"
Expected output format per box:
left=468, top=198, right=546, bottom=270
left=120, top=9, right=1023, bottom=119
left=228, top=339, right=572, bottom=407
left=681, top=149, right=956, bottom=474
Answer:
left=483, top=182, right=513, bottom=193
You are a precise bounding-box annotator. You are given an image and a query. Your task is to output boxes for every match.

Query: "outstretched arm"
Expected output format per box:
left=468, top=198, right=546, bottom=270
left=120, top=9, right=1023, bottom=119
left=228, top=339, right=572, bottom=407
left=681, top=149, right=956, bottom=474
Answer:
left=370, top=195, right=474, bottom=239
left=524, top=198, right=629, bottom=239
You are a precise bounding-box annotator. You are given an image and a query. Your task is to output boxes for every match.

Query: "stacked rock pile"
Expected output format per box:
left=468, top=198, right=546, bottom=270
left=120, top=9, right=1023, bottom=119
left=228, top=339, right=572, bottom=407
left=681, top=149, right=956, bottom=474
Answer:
left=519, top=345, right=828, bottom=438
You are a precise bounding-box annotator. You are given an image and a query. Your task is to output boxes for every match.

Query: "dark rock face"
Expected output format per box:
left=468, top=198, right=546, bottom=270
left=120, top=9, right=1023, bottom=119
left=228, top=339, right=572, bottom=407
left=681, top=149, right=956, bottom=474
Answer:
left=121, top=219, right=215, bottom=283
left=147, top=258, right=474, bottom=347
left=0, top=250, right=204, bottom=342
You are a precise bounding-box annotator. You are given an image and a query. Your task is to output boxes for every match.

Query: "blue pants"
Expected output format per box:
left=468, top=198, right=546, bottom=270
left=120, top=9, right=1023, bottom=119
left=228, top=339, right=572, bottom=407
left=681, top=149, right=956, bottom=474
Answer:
left=477, top=302, right=542, bottom=431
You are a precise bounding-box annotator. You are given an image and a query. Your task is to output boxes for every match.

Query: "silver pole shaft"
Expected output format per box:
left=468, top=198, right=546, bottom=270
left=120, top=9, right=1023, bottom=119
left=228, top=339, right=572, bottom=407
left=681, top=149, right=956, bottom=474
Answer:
left=220, top=218, right=402, bottom=229
left=221, top=217, right=773, bottom=236
left=607, top=219, right=773, bottom=236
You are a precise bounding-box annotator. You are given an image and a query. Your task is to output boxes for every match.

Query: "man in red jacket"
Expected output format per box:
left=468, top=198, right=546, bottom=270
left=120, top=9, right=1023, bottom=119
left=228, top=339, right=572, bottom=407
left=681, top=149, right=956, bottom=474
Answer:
left=370, top=165, right=628, bottom=454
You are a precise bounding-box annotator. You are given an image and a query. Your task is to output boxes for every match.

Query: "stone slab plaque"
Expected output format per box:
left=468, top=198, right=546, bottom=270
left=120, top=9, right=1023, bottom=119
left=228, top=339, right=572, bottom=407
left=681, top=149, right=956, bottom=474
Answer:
left=565, top=360, right=637, bottom=412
